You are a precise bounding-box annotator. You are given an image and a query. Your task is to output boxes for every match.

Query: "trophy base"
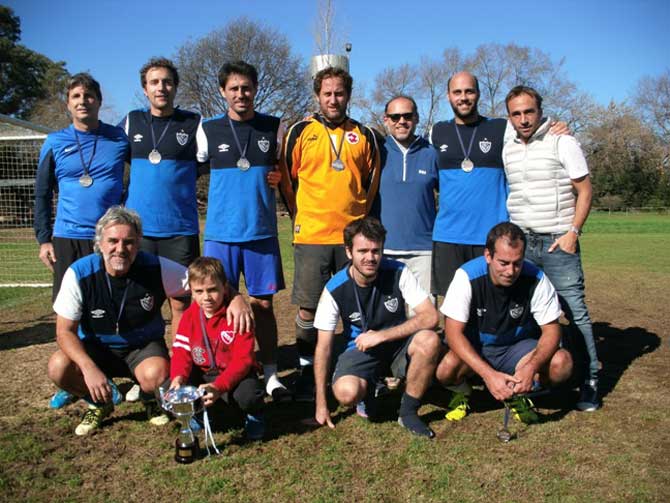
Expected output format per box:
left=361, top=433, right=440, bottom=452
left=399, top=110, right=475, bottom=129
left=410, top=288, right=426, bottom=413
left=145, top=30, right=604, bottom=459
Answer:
left=175, top=436, right=200, bottom=464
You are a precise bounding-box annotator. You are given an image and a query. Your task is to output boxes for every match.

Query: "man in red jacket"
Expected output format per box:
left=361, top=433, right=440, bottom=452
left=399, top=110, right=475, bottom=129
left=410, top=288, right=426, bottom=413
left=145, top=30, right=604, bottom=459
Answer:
left=169, top=257, right=265, bottom=440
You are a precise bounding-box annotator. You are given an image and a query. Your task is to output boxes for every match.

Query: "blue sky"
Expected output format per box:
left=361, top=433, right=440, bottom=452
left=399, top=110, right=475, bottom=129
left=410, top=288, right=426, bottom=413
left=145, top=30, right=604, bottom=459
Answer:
left=6, top=0, right=670, bottom=123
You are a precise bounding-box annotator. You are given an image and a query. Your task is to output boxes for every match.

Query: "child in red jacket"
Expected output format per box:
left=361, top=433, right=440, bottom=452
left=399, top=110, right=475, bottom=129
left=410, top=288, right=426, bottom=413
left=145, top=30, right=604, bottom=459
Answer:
left=169, top=257, right=265, bottom=440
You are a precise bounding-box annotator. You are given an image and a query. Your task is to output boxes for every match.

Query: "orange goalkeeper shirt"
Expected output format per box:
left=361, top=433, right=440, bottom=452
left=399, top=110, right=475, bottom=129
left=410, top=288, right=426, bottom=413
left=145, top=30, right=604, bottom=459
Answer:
left=280, top=115, right=380, bottom=245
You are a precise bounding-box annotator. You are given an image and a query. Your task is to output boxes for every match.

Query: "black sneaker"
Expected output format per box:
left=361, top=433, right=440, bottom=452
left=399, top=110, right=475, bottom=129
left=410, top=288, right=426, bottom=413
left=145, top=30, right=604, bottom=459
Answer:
left=398, top=414, right=435, bottom=439
left=576, top=380, right=600, bottom=412
left=294, top=366, right=315, bottom=402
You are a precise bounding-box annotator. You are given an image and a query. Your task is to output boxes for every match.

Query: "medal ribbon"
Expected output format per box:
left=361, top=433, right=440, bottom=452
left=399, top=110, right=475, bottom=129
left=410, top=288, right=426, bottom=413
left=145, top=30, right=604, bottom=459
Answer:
left=149, top=114, right=173, bottom=154
left=453, top=121, right=478, bottom=163
left=73, top=127, right=99, bottom=178
left=316, top=115, right=346, bottom=165
left=351, top=275, right=378, bottom=334
left=104, top=273, right=130, bottom=335
left=227, top=115, right=251, bottom=162
left=198, top=308, right=219, bottom=372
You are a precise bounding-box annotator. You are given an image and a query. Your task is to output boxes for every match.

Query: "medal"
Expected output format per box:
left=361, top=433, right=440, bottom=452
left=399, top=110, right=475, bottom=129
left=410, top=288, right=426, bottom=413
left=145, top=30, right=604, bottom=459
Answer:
left=227, top=115, right=252, bottom=171
left=79, top=174, right=93, bottom=187
left=148, top=113, right=173, bottom=165
left=461, top=158, right=474, bottom=172
left=317, top=115, right=347, bottom=172
left=453, top=121, right=479, bottom=173
left=237, top=157, right=251, bottom=171
left=73, top=127, right=98, bottom=189
left=148, top=149, right=162, bottom=164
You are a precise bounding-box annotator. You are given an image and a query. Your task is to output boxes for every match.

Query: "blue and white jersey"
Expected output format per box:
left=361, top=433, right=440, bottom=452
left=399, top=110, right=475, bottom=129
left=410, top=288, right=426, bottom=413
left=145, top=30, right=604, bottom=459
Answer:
left=440, top=256, right=561, bottom=347
left=53, top=251, right=189, bottom=349
left=122, top=109, right=202, bottom=237
left=34, top=122, right=128, bottom=243
left=314, top=259, right=429, bottom=351
left=197, top=112, right=283, bottom=243
left=429, top=117, right=511, bottom=246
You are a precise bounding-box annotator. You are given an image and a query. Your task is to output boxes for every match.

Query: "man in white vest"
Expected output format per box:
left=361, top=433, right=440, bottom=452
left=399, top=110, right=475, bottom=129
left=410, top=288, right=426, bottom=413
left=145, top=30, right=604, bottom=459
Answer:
left=502, top=85, right=599, bottom=412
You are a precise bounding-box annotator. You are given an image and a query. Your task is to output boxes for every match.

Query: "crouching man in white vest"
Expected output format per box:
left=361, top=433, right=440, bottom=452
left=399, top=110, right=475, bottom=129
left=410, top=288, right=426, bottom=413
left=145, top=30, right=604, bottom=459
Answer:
left=502, top=85, right=599, bottom=411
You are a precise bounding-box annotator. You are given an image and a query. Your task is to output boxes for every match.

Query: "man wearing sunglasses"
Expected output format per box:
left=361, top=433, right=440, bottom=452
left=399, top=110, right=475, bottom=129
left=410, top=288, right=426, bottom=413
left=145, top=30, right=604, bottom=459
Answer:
left=375, top=96, right=438, bottom=298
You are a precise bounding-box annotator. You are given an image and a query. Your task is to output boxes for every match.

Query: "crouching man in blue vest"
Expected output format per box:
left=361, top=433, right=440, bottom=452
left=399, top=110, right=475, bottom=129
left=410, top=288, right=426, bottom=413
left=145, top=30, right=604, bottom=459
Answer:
left=313, top=217, right=441, bottom=438
left=47, top=206, right=253, bottom=436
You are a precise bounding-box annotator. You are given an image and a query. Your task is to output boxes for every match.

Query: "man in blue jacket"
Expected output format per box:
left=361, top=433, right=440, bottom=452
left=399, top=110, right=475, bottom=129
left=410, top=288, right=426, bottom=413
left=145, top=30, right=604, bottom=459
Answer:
left=376, top=95, right=438, bottom=297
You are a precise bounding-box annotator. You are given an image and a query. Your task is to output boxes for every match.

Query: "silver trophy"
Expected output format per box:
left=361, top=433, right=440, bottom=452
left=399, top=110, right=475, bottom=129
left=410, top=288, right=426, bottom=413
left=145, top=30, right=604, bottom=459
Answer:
left=160, top=386, right=204, bottom=464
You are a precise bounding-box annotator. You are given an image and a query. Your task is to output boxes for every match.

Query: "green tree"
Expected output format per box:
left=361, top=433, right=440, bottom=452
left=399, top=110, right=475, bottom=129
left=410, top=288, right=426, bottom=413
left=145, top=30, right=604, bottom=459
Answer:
left=0, top=6, right=69, bottom=120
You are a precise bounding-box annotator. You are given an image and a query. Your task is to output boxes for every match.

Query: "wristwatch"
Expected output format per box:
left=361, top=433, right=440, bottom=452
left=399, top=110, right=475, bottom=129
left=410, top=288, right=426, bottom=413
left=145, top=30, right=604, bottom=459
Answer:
left=569, top=225, right=582, bottom=236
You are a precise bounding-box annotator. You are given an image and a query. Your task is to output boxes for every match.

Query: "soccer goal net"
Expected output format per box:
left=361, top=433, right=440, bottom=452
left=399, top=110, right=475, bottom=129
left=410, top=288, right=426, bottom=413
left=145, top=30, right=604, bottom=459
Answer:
left=0, top=134, right=52, bottom=287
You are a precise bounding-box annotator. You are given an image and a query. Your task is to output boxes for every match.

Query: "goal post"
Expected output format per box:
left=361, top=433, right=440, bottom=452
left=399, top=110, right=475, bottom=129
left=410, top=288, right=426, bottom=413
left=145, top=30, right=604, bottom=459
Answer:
left=0, top=114, right=53, bottom=287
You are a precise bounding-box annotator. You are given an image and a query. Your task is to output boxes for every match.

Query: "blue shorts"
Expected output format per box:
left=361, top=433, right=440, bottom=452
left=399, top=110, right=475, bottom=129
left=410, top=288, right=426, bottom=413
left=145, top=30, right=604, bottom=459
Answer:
left=203, top=237, right=285, bottom=297
left=481, top=338, right=538, bottom=375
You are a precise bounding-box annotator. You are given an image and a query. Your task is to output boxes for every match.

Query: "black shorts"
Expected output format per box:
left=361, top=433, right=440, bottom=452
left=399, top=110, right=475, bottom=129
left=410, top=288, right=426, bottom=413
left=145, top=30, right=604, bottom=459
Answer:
left=431, top=242, right=485, bottom=296
left=332, top=335, right=414, bottom=386
left=52, top=237, right=95, bottom=301
left=292, top=244, right=348, bottom=309
left=83, top=338, right=169, bottom=379
left=189, top=368, right=264, bottom=413
left=140, top=234, right=200, bottom=268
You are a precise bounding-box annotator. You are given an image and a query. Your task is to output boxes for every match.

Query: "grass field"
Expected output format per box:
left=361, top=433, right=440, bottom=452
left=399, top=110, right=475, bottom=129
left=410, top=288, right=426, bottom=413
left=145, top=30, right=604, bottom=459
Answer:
left=0, top=213, right=668, bottom=502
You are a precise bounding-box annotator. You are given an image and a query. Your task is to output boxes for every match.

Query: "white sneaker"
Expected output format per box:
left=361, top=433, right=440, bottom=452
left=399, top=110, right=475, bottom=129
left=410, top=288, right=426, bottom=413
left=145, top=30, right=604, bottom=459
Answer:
left=125, top=384, right=141, bottom=402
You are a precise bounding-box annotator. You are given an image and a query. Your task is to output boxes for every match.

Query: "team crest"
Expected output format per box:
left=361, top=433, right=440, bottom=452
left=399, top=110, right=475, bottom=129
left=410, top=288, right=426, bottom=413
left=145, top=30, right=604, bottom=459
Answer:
left=192, top=346, right=206, bottom=365
left=257, top=137, right=270, bottom=153
left=220, top=330, right=235, bottom=345
left=140, top=293, right=154, bottom=311
left=384, top=297, right=399, bottom=313
left=346, top=132, right=360, bottom=144
left=349, top=312, right=362, bottom=323
left=176, top=130, right=189, bottom=146
left=479, top=138, right=492, bottom=153
left=509, top=304, right=524, bottom=319
left=91, top=308, right=106, bottom=319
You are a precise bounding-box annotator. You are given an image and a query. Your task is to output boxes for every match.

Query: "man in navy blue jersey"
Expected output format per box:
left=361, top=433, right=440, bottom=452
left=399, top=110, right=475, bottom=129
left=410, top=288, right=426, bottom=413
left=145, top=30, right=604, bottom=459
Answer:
left=35, top=73, right=128, bottom=410
left=196, top=60, right=289, bottom=400
left=121, top=57, right=202, bottom=346
left=435, top=222, right=573, bottom=424
left=313, top=217, right=441, bottom=438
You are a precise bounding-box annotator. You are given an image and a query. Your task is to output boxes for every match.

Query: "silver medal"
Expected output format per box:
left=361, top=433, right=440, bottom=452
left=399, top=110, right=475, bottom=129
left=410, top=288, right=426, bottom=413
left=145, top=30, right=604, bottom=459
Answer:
left=148, top=149, right=162, bottom=164
left=461, top=158, right=474, bottom=172
left=237, top=157, right=251, bottom=171
left=332, top=159, right=345, bottom=171
left=79, top=174, right=93, bottom=187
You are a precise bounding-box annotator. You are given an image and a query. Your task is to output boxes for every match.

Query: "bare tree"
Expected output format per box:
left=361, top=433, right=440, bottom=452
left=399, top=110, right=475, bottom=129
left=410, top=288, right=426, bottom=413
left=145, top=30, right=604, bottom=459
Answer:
left=174, top=17, right=311, bottom=124
left=313, top=0, right=348, bottom=55
left=635, top=69, right=670, bottom=142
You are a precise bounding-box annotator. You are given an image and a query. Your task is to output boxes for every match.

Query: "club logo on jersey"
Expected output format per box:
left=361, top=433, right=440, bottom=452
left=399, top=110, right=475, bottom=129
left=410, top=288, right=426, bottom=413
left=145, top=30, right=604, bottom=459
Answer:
left=257, top=137, right=270, bottom=153
left=192, top=346, right=206, bottom=365
left=220, top=330, right=235, bottom=345
left=176, top=130, right=189, bottom=146
left=418, top=169, right=427, bottom=175
left=133, top=134, right=143, bottom=143
left=345, top=132, right=360, bottom=144
left=140, top=293, right=154, bottom=311
left=509, top=304, right=524, bottom=319
left=91, top=308, right=106, bottom=319
left=384, top=297, right=399, bottom=313
left=349, top=312, right=362, bottom=323
left=479, top=138, right=492, bottom=153
left=439, top=144, right=448, bottom=152
left=218, top=143, right=230, bottom=152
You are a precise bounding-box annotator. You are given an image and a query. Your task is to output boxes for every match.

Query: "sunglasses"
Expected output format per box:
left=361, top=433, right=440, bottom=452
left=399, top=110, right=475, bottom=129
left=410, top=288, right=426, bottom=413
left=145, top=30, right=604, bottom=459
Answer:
left=386, top=112, right=415, bottom=122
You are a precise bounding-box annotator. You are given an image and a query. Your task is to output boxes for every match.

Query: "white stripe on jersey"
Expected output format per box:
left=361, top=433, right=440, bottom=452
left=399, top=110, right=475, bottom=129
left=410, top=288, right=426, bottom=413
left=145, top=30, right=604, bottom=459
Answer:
left=173, top=342, right=191, bottom=351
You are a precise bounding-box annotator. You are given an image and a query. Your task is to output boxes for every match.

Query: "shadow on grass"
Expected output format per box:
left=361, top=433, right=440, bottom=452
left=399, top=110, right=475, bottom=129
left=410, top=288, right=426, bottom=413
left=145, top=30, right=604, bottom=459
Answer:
left=0, top=319, right=54, bottom=350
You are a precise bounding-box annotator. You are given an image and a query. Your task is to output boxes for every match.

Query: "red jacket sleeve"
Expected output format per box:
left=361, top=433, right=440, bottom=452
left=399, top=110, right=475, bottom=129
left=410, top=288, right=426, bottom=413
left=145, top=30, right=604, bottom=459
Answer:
left=170, top=304, right=195, bottom=381
left=211, top=329, right=256, bottom=394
